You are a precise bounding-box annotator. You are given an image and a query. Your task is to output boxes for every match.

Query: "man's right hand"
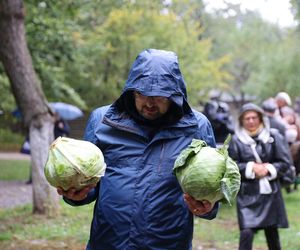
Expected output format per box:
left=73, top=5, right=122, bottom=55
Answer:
left=57, top=185, right=96, bottom=201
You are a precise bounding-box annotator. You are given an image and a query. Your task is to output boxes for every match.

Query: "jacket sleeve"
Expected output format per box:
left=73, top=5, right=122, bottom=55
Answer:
left=83, top=109, right=102, bottom=144
left=63, top=183, right=100, bottom=206
left=197, top=202, right=219, bottom=220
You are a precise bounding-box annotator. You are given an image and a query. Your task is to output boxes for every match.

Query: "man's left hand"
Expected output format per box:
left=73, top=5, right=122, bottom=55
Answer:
left=183, top=193, right=214, bottom=216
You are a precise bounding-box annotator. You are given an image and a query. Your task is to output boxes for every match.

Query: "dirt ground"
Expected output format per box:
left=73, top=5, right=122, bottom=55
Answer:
left=0, top=180, right=32, bottom=209
left=0, top=152, right=32, bottom=209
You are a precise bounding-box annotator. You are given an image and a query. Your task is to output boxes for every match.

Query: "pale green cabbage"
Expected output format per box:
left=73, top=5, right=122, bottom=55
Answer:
left=173, top=136, right=240, bottom=205
left=44, top=137, right=106, bottom=190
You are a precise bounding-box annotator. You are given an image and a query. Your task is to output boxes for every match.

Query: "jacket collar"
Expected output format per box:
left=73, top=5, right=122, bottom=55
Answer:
left=102, top=104, right=198, bottom=140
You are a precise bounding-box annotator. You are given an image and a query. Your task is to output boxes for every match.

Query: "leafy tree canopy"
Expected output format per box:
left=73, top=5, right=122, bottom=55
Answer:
left=1, top=0, right=299, bottom=114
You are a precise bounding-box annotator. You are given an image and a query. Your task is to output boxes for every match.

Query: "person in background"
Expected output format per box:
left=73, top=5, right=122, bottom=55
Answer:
left=294, top=97, right=300, bottom=115
left=280, top=106, right=300, bottom=143
left=280, top=106, right=300, bottom=188
left=20, top=132, right=31, bottom=184
left=261, top=98, right=286, bottom=137
left=56, top=49, right=219, bottom=250
left=262, top=98, right=297, bottom=192
left=54, top=112, right=70, bottom=138
left=274, top=92, right=300, bottom=190
left=228, top=103, right=291, bottom=250
left=203, top=95, right=234, bottom=145
left=274, top=92, right=300, bottom=142
left=275, top=92, right=292, bottom=117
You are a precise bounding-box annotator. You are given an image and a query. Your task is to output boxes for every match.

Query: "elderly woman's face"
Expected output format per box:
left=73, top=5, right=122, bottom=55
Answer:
left=242, top=111, right=261, bottom=132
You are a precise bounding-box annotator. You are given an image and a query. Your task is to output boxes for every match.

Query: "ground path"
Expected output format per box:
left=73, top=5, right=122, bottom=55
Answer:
left=0, top=151, right=30, bottom=161
left=0, top=152, right=32, bottom=209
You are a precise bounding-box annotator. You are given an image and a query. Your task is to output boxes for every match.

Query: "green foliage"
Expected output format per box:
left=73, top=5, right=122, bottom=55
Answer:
left=0, top=74, right=16, bottom=111
left=0, top=0, right=229, bottom=112
left=0, top=128, right=24, bottom=144
left=68, top=3, right=229, bottom=107
left=246, top=31, right=300, bottom=100
left=24, top=1, right=87, bottom=110
left=291, top=0, right=300, bottom=24
left=202, top=3, right=300, bottom=102
left=2, top=0, right=299, bottom=113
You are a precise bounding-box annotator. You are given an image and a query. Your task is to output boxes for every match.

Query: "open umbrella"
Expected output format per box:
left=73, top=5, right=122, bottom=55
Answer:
left=12, top=102, right=84, bottom=120
left=49, top=102, right=84, bottom=120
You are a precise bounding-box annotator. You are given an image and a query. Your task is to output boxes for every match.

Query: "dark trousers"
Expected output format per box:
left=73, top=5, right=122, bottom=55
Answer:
left=239, top=227, right=281, bottom=250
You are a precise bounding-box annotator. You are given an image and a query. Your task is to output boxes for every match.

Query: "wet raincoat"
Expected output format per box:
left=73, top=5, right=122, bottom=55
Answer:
left=64, top=49, right=218, bottom=250
left=228, top=103, right=290, bottom=230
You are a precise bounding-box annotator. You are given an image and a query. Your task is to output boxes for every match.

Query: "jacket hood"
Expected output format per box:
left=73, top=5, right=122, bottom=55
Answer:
left=122, top=49, right=187, bottom=99
left=238, top=103, right=266, bottom=127
left=113, top=49, right=192, bottom=126
left=239, top=103, right=264, bottom=117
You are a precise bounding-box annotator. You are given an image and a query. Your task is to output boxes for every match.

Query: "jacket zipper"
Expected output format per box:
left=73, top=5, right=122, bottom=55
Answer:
left=158, top=142, right=165, bottom=174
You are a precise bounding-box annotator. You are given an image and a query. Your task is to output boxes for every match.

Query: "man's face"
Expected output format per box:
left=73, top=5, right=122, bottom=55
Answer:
left=133, top=91, right=171, bottom=120
left=242, top=111, right=261, bottom=132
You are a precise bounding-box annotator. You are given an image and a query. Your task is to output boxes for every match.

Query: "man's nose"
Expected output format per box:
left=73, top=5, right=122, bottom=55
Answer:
left=145, top=97, right=155, bottom=107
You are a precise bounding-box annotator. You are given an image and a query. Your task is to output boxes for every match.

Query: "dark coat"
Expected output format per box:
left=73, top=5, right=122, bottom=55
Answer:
left=267, top=115, right=286, bottom=137
left=203, top=100, right=234, bottom=143
left=64, top=49, right=218, bottom=250
left=228, top=129, right=290, bottom=229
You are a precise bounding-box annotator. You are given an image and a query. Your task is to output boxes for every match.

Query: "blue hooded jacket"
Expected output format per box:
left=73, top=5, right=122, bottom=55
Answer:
left=65, top=49, right=218, bottom=250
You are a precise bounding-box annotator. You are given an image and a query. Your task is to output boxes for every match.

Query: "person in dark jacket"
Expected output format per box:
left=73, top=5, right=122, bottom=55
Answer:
left=261, top=98, right=286, bottom=137
left=54, top=112, right=70, bottom=139
left=203, top=98, right=234, bottom=145
left=57, top=49, right=219, bottom=250
left=228, top=103, right=291, bottom=250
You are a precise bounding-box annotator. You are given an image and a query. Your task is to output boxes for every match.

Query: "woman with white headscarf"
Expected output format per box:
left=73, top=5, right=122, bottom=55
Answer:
left=228, top=103, right=291, bottom=250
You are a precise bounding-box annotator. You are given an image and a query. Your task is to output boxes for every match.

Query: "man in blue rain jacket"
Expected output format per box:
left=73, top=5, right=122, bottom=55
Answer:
left=58, top=49, right=219, bottom=250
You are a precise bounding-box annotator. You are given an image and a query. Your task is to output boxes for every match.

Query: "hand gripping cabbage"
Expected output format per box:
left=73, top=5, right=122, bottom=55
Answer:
left=173, top=136, right=240, bottom=205
left=44, top=137, right=106, bottom=191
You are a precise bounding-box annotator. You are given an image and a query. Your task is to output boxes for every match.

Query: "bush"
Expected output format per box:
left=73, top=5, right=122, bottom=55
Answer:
left=0, top=128, right=24, bottom=151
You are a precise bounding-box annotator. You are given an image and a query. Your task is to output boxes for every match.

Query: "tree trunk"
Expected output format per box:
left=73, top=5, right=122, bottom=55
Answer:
left=0, top=0, right=60, bottom=215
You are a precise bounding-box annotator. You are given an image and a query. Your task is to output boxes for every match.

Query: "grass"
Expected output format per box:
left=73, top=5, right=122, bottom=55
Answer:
left=1, top=159, right=300, bottom=249
left=0, top=202, right=94, bottom=250
left=194, top=192, right=300, bottom=250
left=0, top=202, right=93, bottom=239
left=0, top=160, right=31, bottom=180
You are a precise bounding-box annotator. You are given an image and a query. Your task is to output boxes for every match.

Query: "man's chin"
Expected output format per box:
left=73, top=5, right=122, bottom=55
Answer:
left=142, top=111, right=160, bottom=120
left=143, top=115, right=158, bottom=120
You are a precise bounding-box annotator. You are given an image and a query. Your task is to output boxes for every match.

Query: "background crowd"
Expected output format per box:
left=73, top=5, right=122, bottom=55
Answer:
left=204, top=91, right=300, bottom=188
left=204, top=91, right=300, bottom=250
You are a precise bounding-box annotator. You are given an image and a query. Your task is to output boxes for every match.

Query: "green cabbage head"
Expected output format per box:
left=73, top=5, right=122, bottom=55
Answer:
left=44, top=137, right=106, bottom=191
left=173, top=135, right=240, bottom=205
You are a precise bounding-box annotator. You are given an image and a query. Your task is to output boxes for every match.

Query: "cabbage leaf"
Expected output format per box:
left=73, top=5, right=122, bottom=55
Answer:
left=173, top=135, right=240, bottom=205
left=44, top=137, right=106, bottom=190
